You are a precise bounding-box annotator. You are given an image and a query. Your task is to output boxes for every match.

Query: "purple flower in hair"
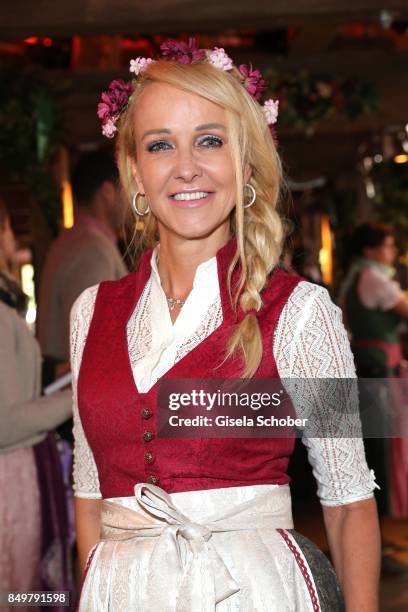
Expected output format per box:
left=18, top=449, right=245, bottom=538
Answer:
left=97, top=80, right=134, bottom=119
left=97, top=79, right=134, bottom=136
left=160, top=37, right=206, bottom=64
left=239, top=64, right=267, bottom=101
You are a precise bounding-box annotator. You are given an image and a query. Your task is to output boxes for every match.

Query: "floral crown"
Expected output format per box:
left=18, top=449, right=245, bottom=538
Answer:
left=97, top=37, right=279, bottom=141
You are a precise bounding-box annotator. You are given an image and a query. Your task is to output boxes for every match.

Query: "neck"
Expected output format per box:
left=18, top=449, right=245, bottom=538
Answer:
left=157, top=227, right=231, bottom=300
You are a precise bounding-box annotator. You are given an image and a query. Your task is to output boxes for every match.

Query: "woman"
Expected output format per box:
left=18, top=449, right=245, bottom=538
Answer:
left=342, top=222, right=408, bottom=521
left=72, top=41, right=380, bottom=611
left=0, top=201, right=72, bottom=609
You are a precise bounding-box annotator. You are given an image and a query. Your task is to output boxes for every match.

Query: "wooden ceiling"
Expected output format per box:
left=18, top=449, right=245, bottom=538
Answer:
left=1, top=0, right=407, bottom=178
left=1, top=0, right=408, bottom=37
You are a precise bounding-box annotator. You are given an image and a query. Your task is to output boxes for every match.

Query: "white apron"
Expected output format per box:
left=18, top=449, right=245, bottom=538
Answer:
left=79, top=484, right=323, bottom=612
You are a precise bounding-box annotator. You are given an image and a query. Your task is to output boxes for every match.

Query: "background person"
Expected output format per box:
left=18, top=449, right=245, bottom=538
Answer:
left=0, top=200, right=72, bottom=609
left=342, top=222, right=408, bottom=378
left=38, top=150, right=128, bottom=383
left=341, top=222, right=408, bottom=540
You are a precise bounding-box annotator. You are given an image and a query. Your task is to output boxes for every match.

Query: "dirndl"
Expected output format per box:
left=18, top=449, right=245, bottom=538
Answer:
left=79, top=483, right=344, bottom=612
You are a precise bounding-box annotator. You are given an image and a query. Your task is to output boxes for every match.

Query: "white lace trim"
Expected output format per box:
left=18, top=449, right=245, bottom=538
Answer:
left=70, top=274, right=377, bottom=504
left=70, top=284, right=102, bottom=499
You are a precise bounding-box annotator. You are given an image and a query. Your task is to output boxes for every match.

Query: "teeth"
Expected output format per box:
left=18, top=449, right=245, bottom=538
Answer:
left=173, top=191, right=209, bottom=201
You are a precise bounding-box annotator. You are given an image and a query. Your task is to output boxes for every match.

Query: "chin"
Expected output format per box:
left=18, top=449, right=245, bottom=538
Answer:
left=173, top=225, right=221, bottom=241
left=159, top=214, right=231, bottom=242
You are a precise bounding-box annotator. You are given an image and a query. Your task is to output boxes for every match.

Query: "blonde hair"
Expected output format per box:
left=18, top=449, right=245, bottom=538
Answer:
left=117, top=60, right=285, bottom=376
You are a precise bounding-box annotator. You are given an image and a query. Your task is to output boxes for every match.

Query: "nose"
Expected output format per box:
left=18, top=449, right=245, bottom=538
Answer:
left=173, top=148, right=202, bottom=183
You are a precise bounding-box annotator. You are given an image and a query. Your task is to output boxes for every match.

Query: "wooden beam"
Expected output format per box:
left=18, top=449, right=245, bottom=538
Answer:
left=0, top=0, right=407, bottom=38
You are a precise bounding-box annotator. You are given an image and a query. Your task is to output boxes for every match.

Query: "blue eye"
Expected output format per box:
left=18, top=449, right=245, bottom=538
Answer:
left=147, top=140, right=172, bottom=152
left=197, top=135, right=224, bottom=148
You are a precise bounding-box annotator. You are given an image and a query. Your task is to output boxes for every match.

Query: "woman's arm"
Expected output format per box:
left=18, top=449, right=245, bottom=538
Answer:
left=0, top=388, right=72, bottom=450
left=70, top=286, right=103, bottom=579
left=392, top=295, right=408, bottom=319
left=323, top=498, right=381, bottom=612
left=274, top=282, right=381, bottom=609
left=75, top=497, right=102, bottom=578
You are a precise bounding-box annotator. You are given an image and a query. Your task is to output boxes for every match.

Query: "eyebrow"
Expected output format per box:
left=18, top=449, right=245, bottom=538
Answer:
left=195, top=123, right=226, bottom=132
left=142, top=128, right=171, bottom=141
left=141, top=123, right=226, bottom=141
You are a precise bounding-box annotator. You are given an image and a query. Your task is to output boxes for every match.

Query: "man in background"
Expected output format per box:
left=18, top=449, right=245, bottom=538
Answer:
left=38, top=151, right=128, bottom=387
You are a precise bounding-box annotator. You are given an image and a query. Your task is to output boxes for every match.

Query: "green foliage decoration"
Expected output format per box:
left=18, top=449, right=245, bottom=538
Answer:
left=0, top=65, right=64, bottom=234
left=264, top=69, right=378, bottom=135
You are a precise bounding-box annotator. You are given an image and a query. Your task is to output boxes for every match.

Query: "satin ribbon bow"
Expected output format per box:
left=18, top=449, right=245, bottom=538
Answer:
left=101, top=483, right=240, bottom=611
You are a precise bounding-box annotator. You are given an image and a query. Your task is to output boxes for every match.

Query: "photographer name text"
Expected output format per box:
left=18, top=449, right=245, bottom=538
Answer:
left=168, top=415, right=308, bottom=428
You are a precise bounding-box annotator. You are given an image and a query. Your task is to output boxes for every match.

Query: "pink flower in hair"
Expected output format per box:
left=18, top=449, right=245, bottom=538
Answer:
left=208, top=47, right=233, bottom=71
left=97, top=79, right=134, bottom=137
left=129, top=57, right=155, bottom=76
left=101, top=119, right=117, bottom=139
left=239, top=64, right=267, bottom=101
left=97, top=80, right=134, bottom=119
left=263, top=99, right=279, bottom=125
left=160, top=37, right=206, bottom=64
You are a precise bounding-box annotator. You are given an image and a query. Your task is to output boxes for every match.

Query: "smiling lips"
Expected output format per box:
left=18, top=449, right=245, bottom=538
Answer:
left=169, top=191, right=213, bottom=208
left=172, top=191, right=210, bottom=201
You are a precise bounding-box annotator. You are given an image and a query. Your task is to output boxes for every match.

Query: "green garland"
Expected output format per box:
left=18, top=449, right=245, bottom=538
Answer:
left=265, top=69, right=378, bottom=134
left=0, top=65, right=64, bottom=234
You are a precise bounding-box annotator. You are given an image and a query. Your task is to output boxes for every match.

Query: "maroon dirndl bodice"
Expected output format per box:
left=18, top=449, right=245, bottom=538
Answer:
left=77, top=240, right=302, bottom=498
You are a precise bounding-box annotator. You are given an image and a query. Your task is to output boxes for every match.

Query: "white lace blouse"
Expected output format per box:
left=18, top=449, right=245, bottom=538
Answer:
left=70, top=251, right=378, bottom=505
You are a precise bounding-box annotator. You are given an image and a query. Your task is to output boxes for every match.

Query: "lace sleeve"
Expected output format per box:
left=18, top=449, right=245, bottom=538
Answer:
left=274, top=281, right=378, bottom=506
left=70, top=284, right=102, bottom=499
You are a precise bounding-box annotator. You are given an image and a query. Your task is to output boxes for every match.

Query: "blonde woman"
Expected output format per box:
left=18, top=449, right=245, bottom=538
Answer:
left=72, top=40, right=380, bottom=611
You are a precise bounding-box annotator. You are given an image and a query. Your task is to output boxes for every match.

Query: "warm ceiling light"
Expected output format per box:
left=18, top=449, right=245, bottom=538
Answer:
left=62, top=180, right=74, bottom=228
left=319, top=214, right=333, bottom=286
left=394, top=154, right=408, bottom=164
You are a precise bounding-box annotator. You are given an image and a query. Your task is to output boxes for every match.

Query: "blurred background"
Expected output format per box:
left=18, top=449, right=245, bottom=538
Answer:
left=0, top=1, right=407, bottom=610
left=0, top=1, right=408, bottom=305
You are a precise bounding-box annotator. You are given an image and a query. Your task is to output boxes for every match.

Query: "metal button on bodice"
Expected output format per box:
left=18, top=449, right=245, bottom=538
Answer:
left=147, top=475, right=158, bottom=485
left=141, top=408, right=152, bottom=420
left=145, top=451, right=153, bottom=463
left=143, top=430, right=153, bottom=442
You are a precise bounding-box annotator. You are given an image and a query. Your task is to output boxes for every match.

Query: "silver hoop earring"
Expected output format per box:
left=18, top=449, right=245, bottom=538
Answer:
left=131, top=192, right=150, bottom=216
left=243, top=183, right=256, bottom=209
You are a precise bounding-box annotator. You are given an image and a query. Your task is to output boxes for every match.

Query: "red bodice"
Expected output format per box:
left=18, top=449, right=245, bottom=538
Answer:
left=78, top=240, right=303, bottom=498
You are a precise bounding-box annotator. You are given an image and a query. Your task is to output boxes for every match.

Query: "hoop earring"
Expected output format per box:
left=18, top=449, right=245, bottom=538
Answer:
left=243, top=183, right=256, bottom=208
left=131, top=192, right=150, bottom=216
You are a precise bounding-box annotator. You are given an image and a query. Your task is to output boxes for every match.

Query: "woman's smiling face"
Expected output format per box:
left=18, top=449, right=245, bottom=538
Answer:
left=132, top=82, right=240, bottom=241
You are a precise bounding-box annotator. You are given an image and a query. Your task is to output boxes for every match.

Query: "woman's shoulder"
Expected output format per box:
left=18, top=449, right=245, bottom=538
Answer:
left=274, top=279, right=354, bottom=377
left=0, top=300, right=41, bottom=365
left=0, top=300, right=19, bottom=342
left=71, top=283, right=100, bottom=326
left=358, top=264, right=403, bottom=310
left=263, top=269, right=335, bottom=314
left=273, top=278, right=340, bottom=329
left=70, top=270, right=140, bottom=321
left=0, top=300, right=31, bottom=338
